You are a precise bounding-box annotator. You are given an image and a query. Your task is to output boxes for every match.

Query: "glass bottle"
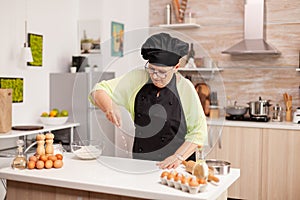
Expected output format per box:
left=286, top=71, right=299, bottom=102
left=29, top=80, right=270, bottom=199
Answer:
left=11, top=140, right=27, bottom=170
left=185, top=43, right=197, bottom=68
left=194, top=145, right=209, bottom=180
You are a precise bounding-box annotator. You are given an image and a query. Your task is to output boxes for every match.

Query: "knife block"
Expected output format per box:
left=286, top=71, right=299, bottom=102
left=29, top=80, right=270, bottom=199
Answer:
left=0, top=89, right=12, bottom=133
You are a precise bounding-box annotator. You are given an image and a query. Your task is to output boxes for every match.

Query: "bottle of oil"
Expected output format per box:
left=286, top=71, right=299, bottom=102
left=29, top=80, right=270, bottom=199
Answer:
left=11, top=140, right=27, bottom=170
left=195, top=145, right=209, bottom=180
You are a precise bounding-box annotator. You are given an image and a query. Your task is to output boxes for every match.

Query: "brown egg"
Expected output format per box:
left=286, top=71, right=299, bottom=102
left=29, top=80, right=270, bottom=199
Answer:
left=198, top=178, right=207, bottom=185
left=48, top=155, right=57, bottom=162
left=27, top=161, right=36, bottom=169
left=45, top=160, right=53, bottom=169
left=174, top=173, right=183, bottom=182
left=39, top=155, right=48, bottom=162
left=36, top=160, right=45, bottom=169
left=53, top=160, right=63, bottom=168
left=55, top=154, right=63, bottom=160
left=181, top=175, right=191, bottom=184
left=160, top=171, right=169, bottom=178
left=189, top=177, right=200, bottom=187
left=167, top=171, right=177, bottom=180
left=29, top=155, right=38, bottom=162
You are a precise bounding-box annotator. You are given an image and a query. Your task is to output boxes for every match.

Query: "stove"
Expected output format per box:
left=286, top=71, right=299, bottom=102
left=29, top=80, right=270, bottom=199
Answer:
left=226, top=115, right=270, bottom=122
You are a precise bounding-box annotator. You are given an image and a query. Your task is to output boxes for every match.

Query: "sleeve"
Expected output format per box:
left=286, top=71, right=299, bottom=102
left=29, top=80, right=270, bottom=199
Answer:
left=88, top=69, right=148, bottom=112
left=178, top=77, right=208, bottom=146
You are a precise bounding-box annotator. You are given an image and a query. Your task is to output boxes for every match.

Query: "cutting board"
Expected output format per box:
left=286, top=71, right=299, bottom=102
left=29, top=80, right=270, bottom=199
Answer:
left=0, top=89, right=12, bottom=133
left=195, top=83, right=210, bottom=116
left=12, top=125, right=44, bottom=131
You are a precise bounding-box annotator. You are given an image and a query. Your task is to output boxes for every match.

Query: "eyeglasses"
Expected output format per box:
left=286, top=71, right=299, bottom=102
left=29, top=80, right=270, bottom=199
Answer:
left=144, top=62, right=174, bottom=79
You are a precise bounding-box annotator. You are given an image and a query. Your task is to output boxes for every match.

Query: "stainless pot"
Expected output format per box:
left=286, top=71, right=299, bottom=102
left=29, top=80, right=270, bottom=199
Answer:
left=248, top=97, right=272, bottom=116
left=206, top=159, right=230, bottom=175
left=225, top=101, right=248, bottom=116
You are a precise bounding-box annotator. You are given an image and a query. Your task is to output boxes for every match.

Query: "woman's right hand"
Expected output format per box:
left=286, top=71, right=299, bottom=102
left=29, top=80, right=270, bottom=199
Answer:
left=105, top=109, right=121, bottom=127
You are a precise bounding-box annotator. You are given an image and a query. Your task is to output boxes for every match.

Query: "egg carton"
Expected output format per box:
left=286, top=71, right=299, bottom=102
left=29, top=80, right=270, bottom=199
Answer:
left=160, top=170, right=208, bottom=194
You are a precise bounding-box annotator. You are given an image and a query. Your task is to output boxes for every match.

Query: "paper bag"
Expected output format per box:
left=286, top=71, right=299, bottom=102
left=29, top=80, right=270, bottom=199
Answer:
left=0, top=89, right=12, bottom=133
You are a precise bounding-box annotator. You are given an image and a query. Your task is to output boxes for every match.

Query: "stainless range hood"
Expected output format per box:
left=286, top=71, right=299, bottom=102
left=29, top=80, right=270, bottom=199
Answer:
left=222, top=0, right=280, bottom=55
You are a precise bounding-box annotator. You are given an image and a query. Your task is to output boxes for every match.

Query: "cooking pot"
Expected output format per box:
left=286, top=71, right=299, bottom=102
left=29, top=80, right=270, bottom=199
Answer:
left=248, top=97, right=272, bottom=116
left=225, top=101, right=248, bottom=116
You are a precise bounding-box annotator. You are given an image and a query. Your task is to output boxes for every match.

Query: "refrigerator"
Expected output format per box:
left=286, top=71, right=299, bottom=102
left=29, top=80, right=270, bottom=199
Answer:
left=50, top=71, right=115, bottom=156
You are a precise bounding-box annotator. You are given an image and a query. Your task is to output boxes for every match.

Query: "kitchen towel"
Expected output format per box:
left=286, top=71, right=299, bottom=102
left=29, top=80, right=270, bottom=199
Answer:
left=0, top=89, right=12, bottom=133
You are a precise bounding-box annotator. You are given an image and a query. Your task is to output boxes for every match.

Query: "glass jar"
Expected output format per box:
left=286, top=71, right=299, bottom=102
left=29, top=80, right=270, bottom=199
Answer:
left=272, top=104, right=282, bottom=122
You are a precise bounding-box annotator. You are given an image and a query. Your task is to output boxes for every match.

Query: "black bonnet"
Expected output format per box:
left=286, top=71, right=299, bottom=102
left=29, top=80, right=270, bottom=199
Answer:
left=141, top=33, right=189, bottom=67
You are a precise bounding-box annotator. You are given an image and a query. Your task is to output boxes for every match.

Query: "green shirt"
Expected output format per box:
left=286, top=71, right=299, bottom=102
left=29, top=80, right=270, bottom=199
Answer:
left=89, top=69, right=207, bottom=146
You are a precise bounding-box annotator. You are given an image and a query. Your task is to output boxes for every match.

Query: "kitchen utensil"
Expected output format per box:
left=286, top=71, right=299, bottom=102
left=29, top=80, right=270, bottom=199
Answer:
left=293, top=107, right=300, bottom=124
left=283, top=93, right=292, bottom=111
left=248, top=97, right=271, bottom=116
left=225, top=101, right=248, bottom=116
left=209, top=105, right=220, bottom=119
left=0, top=89, right=12, bottom=133
left=195, top=83, right=210, bottom=116
left=210, top=91, right=218, bottom=106
left=272, top=104, right=283, bottom=122
left=12, top=125, right=44, bottom=131
left=206, top=159, right=231, bottom=175
left=71, top=140, right=104, bottom=160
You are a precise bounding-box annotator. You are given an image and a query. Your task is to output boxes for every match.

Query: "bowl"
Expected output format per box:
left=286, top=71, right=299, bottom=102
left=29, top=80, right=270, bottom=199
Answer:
left=40, top=117, right=68, bottom=125
left=71, top=140, right=104, bottom=160
left=206, top=159, right=230, bottom=175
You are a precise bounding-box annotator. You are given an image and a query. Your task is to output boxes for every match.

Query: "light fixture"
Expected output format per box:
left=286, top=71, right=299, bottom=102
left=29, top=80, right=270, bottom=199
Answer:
left=22, top=20, right=33, bottom=63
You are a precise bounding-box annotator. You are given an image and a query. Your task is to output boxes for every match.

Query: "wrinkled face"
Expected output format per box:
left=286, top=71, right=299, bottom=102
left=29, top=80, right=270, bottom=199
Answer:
left=145, top=63, right=176, bottom=88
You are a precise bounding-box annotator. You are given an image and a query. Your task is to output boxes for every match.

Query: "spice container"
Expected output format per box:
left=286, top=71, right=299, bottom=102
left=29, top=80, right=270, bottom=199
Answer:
left=164, top=4, right=172, bottom=24
left=272, top=104, right=283, bottom=122
left=184, top=12, right=196, bottom=24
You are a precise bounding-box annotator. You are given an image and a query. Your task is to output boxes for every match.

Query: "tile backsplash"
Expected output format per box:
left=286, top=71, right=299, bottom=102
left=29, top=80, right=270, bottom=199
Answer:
left=150, top=0, right=300, bottom=110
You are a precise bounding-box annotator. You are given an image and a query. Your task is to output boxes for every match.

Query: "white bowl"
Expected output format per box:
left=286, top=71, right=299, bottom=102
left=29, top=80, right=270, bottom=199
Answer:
left=71, top=140, right=104, bottom=160
left=40, top=117, right=68, bottom=125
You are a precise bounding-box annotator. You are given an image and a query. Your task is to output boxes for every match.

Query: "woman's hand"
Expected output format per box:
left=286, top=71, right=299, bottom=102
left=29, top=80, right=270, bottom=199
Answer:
left=105, top=108, right=121, bottom=127
left=156, top=154, right=182, bottom=169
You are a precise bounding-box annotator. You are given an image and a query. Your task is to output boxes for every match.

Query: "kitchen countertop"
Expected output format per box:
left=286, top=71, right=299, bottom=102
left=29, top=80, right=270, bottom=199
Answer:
left=207, top=118, right=300, bottom=130
left=0, top=153, right=240, bottom=200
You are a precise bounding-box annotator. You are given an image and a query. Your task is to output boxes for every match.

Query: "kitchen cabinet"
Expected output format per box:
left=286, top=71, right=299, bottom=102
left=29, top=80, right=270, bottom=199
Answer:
left=262, top=129, right=300, bottom=200
left=206, top=126, right=262, bottom=200
left=206, top=125, right=300, bottom=200
left=50, top=72, right=115, bottom=156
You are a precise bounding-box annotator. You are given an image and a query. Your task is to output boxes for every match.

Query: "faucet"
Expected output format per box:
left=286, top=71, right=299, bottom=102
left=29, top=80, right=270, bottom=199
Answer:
left=24, top=141, right=37, bottom=154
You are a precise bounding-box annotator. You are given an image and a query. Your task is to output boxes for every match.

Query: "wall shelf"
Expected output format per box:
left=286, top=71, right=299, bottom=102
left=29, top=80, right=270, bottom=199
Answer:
left=178, top=67, right=223, bottom=72
left=158, top=23, right=201, bottom=29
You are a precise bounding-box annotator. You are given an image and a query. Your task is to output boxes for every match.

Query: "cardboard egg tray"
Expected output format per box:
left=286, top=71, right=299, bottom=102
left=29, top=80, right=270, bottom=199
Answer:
left=160, top=171, right=208, bottom=194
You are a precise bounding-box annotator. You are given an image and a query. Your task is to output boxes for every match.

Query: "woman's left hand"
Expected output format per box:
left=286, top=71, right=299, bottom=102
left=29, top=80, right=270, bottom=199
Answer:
left=156, top=154, right=181, bottom=169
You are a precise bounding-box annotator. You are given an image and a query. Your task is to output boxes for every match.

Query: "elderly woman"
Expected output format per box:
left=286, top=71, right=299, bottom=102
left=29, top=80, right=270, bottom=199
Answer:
left=89, top=33, right=207, bottom=169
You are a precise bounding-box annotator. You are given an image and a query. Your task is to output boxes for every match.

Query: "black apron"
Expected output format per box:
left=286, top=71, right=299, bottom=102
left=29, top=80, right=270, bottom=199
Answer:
left=132, top=75, right=195, bottom=161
